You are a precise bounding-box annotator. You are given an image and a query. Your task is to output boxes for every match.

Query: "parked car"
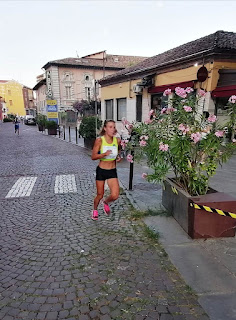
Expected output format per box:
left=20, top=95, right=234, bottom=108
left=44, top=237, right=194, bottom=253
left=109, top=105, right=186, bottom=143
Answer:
left=24, top=115, right=36, bottom=125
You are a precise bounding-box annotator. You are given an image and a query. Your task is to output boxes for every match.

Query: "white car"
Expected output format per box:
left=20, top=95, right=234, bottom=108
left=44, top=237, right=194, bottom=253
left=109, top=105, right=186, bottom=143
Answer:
left=24, top=115, right=36, bottom=125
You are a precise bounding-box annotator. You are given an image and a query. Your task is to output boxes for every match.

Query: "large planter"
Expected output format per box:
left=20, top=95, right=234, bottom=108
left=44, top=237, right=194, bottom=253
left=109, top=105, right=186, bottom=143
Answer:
left=38, top=124, right=44, bottom=131
left=48, top=128, right=57, bottom=135
left=84, top=137, right=95, bottom=149
left=162, top=178, right=236, bottom=239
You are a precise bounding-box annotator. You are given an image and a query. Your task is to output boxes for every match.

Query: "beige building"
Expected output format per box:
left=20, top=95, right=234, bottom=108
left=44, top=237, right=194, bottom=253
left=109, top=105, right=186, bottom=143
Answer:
left=33, top=51, right=147, bottom=115
left=99, top=31, right=236, bottom=133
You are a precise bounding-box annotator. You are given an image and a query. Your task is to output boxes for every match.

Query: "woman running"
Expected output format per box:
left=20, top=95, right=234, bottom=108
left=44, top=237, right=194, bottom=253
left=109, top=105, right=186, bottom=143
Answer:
left=91, top=120, right=121, bottom=220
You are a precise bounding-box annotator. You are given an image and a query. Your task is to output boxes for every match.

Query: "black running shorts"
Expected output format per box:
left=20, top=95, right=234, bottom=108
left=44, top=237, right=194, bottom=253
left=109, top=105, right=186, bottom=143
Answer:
left=96, top=166, right=117, bottom=181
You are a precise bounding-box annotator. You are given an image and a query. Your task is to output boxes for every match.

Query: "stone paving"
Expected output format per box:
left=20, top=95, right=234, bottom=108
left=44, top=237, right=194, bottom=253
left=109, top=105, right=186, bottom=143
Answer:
left=0, top=123, right=209, bottom=320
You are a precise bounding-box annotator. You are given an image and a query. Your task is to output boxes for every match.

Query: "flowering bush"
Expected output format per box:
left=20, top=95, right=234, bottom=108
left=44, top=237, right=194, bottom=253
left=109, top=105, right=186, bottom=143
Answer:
left=123, top=88, right=236, bottom=196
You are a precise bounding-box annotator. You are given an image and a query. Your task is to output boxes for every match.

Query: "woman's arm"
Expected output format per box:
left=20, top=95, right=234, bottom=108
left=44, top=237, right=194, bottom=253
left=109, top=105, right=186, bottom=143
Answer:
left=116, top=138, right=122, bottom=162
left=91, top=138, right=112, bottom=160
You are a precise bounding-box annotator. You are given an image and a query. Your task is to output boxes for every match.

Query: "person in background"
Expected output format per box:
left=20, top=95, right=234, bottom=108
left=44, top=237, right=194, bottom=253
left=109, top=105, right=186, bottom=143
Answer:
left=14, top=117, right=20, bottom=136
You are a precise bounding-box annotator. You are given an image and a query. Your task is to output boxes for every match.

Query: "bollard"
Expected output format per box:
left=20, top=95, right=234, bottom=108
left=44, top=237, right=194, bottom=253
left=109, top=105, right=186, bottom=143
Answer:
left=75, top=127, right=78, bottom=144
left=128, top=151, right=134, bottom=190
left=63, top=126, right=65, bottom=140
left=69, top=126, right=71, bottom=142
left=59, top=126, right=61, bottom=138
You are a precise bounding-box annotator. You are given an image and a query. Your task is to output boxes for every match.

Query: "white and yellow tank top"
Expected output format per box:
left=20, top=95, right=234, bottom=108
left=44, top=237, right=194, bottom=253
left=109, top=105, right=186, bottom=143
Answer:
left=100, top=136, right=118, bottom=161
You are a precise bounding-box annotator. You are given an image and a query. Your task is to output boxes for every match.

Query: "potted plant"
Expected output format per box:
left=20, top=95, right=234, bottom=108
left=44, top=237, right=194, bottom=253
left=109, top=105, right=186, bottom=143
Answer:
left=45, top=120, right=58, bottom=135
left=124, top=88, right=236, bottom=238
left=36, top=114, right=47, bottom=131
left=79, top=116, right=102, bottom=149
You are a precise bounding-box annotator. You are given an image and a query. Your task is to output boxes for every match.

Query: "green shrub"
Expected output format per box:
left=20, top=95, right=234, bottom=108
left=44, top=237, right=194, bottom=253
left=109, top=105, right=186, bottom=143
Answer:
left=36, top=114, right=47, bottom=126
left=79, top=116, right=102, bottom=139
left=45, top=120, right=58, bottom=129
left=3, top=118, right=13, bottom=122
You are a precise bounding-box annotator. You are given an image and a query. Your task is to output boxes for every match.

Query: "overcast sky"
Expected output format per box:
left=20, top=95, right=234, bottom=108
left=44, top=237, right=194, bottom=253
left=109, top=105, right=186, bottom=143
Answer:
left=0, top=0, right=235, bottom=88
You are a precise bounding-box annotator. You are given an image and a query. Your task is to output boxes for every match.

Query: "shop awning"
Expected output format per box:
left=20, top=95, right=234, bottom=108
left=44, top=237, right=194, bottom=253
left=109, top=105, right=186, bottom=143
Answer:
left=211, top=85, right=236, bottom=98
left=148, top=80, right=195, bottom=94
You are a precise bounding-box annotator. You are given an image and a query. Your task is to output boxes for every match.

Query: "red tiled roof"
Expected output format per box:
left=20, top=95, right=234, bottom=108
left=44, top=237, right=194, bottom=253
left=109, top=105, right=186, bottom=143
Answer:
left=99, top=30, right=236, bottom=85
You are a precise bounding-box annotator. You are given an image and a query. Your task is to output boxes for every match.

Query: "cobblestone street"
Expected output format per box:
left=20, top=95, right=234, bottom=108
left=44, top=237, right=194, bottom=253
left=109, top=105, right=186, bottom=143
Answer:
left=0, top=123, right=209, bottom=320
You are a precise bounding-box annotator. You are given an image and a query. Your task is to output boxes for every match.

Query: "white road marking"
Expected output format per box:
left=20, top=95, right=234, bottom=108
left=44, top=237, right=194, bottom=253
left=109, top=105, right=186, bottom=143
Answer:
left=5, top=177, right=37, bottom=198
left=54, top=174, right=77, bottom=194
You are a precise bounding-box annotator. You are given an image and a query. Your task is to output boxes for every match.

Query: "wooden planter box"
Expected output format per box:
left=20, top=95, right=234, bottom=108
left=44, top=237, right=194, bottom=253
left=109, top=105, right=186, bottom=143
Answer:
left=48, top=128, right=57, bottom=135
left=84, top=138, right=95, bottom=149
left=162, top=178, right=236, bottom=239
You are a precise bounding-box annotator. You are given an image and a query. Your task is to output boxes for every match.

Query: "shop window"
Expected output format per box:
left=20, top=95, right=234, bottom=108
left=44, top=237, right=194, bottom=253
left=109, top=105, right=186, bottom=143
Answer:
left=105, top=99, right=113, bottom=120
left=215, top=97, right=230, bottom=125
left=151, top=94, right=167, bottom=111
left=117, top=98, right=126, bottom=121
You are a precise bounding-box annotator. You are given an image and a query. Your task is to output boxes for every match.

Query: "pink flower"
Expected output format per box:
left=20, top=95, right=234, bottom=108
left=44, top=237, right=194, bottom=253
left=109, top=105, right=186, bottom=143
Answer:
left=229, top=95, right=236, bottom=104
left=185, top=87, right=194, bottom=94
left=148, top=109, right=155, bottom=116
left=191, top=132, right=202, bottom=143
left=183, top=105, right=192, bottom=112
left=178, top=124, right=190, bottom=135
left=159, top=142, right=169, bottom=151
left=232, top=139, right=236, bottom=143
left=140, top=135, right=149, bottom=140
left=121, top=117, right=129, bottom=125
left=166, top=107, right=177, bottom=114
left=198, top=89, right=206, bottom=97
left=144, top=118, right=153, bottom=124
left=127, top=154, right=133, bottom=163
left=121, top=140, right=127, bottom=149
left=175, top=87, right=187, bottom=98
left=161, top=108, right=167, bottom=114
left=207, top=114, right=217, bottom=123
left=215, top=131, right=224, bottom=138
left=139, top=140, right=147, bottom=147
left=142, top=173, right=147, bottom=179
left=163, top=88, right=172, bottom=96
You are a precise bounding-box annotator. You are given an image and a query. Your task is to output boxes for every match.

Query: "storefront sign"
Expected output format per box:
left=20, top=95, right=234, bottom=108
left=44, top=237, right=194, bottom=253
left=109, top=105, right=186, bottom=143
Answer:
left=46, top=71, right=53, bottom=98
left=47, top=100, right=58, bottom=123
left=197, top=66, right=208, bottom=82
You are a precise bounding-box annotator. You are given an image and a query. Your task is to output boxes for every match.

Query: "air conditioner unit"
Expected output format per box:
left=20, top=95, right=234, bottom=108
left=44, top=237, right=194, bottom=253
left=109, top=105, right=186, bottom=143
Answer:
left=133, top=84, right=143, bottom=94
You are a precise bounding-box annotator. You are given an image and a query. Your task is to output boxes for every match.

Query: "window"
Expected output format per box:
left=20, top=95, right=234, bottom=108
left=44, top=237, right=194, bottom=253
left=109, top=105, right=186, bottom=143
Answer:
left=105, top=100, right=113, bottom=120
left=8, top=90, right=11, bottom=95
left=117, top=98, right=126, bottom=121
left=85, top=75, right=89, bottom=81
left=85, top=87, right=91, bottom=101
left=66, top=86, right=71, bottom=99
left=151, top=94, right=167, bottom=111
left=136, top=95, right=142, bottom=122
left=9, top=100, right=13, bottom=106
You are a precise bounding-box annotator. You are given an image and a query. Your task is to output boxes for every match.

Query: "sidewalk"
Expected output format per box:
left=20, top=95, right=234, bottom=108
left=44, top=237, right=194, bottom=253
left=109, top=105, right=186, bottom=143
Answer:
left=51, top=128, right=236, bottom=320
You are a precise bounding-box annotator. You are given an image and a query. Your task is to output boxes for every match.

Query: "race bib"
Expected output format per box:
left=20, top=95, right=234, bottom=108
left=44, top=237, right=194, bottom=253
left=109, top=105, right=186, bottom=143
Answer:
left=103, top=145, right=118, bottom=159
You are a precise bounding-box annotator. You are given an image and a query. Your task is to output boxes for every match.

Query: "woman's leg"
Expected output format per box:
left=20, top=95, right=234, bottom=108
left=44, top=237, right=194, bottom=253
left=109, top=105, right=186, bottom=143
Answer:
left=94, top=180, right=105, bottom=210
left=105, top=178, right=120, bottom=204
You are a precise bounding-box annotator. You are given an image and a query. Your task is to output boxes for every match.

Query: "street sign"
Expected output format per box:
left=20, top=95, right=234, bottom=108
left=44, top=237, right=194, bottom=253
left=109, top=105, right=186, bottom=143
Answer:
left=47, top=100, right=58, bottom=123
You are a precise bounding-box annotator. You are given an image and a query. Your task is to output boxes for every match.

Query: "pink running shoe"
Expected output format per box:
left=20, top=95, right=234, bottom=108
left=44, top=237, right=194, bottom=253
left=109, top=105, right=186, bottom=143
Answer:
left=102, top=200, right=111, bottom=216
left=91, top=210, right=98, bottom=220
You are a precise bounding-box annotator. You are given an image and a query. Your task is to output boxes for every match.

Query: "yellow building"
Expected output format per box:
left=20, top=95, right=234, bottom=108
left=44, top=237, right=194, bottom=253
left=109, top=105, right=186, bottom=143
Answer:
left=99, top=31, right=236, bottom=132
left=0, top=80, right=26, bottom=117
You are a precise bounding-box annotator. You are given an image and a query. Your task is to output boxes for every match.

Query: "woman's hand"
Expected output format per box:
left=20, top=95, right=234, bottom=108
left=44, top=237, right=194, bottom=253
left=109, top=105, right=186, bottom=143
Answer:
left=104, top=150, right=112, bottom=156
left=116, top=154, right=122, bottom=162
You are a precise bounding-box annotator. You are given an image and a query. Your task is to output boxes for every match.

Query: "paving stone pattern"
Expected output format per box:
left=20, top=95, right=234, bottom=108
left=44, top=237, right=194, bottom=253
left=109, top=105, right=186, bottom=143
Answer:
left=0, top=123, right=209, bottom=320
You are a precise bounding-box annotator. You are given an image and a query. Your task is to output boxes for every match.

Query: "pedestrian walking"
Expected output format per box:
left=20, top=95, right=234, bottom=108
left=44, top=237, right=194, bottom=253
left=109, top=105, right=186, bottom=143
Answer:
left=91, top=120, right=121, bottom=220
left=14, top=117, right=20, bottom=136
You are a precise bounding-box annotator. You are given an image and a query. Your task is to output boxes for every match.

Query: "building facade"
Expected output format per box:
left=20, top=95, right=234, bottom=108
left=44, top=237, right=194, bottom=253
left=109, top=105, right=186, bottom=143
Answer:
left=0, top=80, right=26, bottom=117
left=99, top=31, right=236, bottom=133
left=23, top=86, right=36, bottom=116
left=33, top=51, right=147, bottom=115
